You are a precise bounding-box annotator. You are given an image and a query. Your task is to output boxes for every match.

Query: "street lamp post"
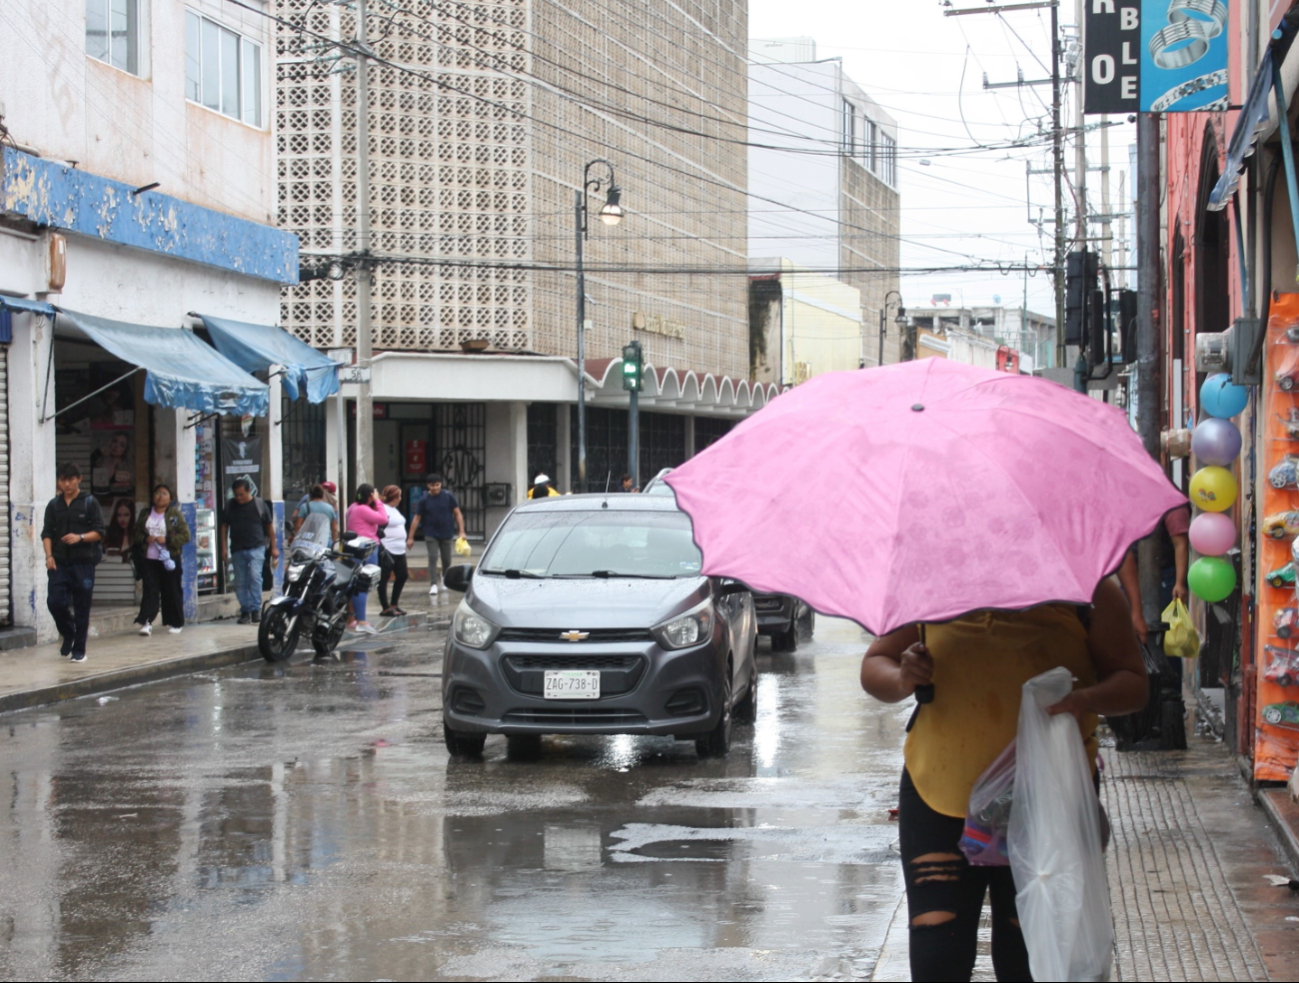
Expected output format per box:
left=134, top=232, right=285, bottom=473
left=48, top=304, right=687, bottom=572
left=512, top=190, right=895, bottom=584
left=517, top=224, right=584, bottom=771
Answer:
left=574, top=159, right=623, bottom=493
left=877, top=291, right=906, bottom=367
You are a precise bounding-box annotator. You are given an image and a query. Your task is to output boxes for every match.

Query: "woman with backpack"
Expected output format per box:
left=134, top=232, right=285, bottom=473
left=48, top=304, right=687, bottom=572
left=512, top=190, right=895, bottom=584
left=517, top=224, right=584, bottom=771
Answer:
left=133, top=484, right=192, bottom=636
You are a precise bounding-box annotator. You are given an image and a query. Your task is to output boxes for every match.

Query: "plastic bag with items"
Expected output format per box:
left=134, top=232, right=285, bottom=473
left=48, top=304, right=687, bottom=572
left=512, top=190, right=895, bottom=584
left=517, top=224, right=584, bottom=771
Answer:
left=1009, top=667, right=1114, bottom=982
left=1162, top=597, right=1199, bottom=659
left=454, top=536, right=471, bottom=557
left=960, top=740, right=1016, bottom=866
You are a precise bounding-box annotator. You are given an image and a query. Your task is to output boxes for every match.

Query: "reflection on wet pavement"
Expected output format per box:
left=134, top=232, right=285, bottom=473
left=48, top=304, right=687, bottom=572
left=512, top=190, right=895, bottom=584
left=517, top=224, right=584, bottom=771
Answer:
left=0, top=618, right=912, bottom=981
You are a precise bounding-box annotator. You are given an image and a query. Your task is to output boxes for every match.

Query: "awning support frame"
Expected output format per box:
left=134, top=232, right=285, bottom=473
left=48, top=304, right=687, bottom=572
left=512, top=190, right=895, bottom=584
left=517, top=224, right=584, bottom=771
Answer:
left=39, top=366, right=142, bottom=425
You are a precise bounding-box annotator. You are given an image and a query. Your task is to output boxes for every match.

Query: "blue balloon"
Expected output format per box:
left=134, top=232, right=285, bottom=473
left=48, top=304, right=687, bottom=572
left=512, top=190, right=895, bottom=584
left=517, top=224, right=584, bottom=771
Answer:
left=1191, top=417, right=1242, bottom=466
left=1200, top=373, right=1249, bottom=419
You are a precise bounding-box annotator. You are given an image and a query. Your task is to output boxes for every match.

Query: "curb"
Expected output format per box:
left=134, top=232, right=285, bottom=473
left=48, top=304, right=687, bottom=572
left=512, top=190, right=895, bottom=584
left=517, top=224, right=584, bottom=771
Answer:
left=1258, top=787, right=1299, bottom=875
left=0, top=617, right=454, bottom=717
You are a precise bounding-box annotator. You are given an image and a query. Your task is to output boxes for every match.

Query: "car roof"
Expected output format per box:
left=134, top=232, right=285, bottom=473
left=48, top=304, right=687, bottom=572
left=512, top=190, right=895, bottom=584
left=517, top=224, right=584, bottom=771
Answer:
left=511, top=493, right=683, bottom=514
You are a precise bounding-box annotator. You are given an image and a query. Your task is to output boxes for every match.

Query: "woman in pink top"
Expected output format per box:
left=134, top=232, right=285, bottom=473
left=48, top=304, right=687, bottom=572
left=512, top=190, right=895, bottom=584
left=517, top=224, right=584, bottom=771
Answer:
left=344, top=484, right=388, bottom=633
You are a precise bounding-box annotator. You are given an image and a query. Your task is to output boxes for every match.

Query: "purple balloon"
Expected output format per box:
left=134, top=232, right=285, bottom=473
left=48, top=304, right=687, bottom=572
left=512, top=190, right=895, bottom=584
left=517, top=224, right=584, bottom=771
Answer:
left=1189, top=511, right=1237, bottom=556
left=1191, top=417, right=1242, bottom=467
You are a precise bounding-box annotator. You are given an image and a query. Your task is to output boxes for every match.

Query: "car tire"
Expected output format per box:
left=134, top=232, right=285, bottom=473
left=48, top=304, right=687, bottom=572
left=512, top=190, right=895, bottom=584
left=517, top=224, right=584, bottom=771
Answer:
left=444, top=723, right=487, bottom=758
left=1281, top=675, right=1293, bottom=688
left=1272, top=528, right=1288, bottom=539
left=506, top=734, right=543, bottom=759
left=696, top=664, right=733, bottom=758
left=1265, top=706, right=1285, bottom=725
left=1283, top=376, right=1296, bottom=392
left=771, top=623, right=797, bottom=653
left=733, top=678, right=757, bottom=723
left=796, top=608, right=815, bottom=642
left=1280, top=625, right=1293, bottom=639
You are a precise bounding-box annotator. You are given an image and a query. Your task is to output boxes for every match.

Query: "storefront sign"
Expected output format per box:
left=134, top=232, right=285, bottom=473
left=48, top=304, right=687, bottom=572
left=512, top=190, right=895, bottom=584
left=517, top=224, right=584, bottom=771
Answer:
left=1084, top=0, right=1229, bottom=114
left=632, top=311, right=685, bottom=340
left=405, top=439, right=427, bottom=476
left=222, top=435, right=263, bottom=500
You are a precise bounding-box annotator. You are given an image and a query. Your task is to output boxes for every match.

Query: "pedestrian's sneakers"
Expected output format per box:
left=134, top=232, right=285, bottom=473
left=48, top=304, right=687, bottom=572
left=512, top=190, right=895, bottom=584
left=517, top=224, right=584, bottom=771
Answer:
left=168, top=627, right=183, bottom=635
left=356, top=621, right=379, bottom=635
left=346, top=619, right=359, bottom=633
left=237, top=612, right=252, bottom=625
left=138, top=622, right=152, bottom=636
left=429, top=583, right=440, bottom=595
left=70, top=652, right=86, bottom=663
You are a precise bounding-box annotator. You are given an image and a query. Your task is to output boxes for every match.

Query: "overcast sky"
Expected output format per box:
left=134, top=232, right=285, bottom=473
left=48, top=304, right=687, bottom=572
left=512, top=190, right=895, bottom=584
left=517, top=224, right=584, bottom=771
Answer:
left=749, top=0, right=1136, bottom=317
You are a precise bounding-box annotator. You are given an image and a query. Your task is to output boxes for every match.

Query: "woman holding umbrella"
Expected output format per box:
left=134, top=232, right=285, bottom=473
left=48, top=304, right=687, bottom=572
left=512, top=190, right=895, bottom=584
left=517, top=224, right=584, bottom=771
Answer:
left=664, top=358, right=1185, bottom=983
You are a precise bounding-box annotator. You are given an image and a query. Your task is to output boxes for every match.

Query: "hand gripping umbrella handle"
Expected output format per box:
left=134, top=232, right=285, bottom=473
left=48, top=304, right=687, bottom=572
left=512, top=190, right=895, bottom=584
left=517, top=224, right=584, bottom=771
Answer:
left=914, top=624, right=935, bottom=704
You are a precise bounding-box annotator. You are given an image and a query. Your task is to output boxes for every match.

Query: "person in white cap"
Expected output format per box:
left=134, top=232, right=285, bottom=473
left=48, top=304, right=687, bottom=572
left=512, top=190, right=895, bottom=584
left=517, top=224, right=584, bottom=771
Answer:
left=528, top=474, right=560, bottom=499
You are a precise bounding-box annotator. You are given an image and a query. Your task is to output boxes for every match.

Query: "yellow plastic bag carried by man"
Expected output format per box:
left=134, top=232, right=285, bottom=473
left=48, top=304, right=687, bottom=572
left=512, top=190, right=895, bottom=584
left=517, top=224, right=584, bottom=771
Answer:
left=1162, top=598, right=1200, bottom=659
left=453, top=536, right=471, bottom=557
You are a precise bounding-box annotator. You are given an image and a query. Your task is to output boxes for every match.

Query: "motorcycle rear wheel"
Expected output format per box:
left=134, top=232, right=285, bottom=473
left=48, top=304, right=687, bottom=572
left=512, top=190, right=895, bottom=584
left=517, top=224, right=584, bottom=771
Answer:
left=259, top=606, right=300, bottom=663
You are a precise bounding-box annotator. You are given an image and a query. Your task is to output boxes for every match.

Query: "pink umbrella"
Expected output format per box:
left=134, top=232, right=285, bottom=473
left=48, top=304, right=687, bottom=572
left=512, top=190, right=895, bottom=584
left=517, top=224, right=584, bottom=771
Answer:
left=665, top=358, right=1187, bottom=637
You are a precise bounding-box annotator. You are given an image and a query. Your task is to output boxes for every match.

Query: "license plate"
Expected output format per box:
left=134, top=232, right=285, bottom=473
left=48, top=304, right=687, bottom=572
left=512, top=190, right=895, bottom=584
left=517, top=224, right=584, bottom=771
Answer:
left=543, top=670, right=601, bottom=700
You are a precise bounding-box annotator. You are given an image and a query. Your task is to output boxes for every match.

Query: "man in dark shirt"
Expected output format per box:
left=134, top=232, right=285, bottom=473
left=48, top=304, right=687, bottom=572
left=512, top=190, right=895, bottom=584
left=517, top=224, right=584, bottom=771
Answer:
left=220, top=478, right=278, bottom=624
left=41, top=463, right=105, bottom=662
left=406, top=473, right=465, bottom=597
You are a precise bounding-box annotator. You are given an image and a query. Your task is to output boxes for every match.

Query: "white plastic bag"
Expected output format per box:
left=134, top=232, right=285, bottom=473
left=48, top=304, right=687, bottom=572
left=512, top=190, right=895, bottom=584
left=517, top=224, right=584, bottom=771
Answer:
left=1008, top=667, right=1114, bottom=982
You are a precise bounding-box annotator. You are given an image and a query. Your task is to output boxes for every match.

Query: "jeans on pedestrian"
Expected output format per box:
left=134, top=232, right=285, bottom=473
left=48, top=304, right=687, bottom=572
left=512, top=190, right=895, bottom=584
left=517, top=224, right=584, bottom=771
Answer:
left=351, top=547, right=378, bottom=622
left=379, top=552, right=408, bottom=610
left=898, top=768, right=1031, bottom=982
left=426, top=537, right=453, bottom=585
left=138, top=558, right=185, bottom=629
left=48, top=562, right=96, bottom=657
left=231, top=546, right=266, bottom=614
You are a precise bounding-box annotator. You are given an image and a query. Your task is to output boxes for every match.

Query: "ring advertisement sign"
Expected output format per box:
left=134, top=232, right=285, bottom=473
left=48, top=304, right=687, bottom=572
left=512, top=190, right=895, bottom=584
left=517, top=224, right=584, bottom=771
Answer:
left=1084, top=0, right=1230, bottom=114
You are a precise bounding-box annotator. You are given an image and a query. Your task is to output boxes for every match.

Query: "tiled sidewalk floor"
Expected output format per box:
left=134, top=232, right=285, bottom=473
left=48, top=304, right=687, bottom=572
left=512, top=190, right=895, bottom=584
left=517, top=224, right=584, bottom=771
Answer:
left=871, top=733, right=1299, bottom=981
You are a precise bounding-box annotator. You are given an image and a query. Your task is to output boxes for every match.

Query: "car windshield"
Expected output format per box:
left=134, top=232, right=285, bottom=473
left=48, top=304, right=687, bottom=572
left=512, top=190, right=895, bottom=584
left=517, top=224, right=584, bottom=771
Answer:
left=480, top=509, right=703, bottom=579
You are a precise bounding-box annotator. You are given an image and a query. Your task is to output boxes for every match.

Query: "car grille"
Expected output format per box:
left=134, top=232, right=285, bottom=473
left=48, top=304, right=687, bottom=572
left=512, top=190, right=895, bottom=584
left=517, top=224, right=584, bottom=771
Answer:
left=503, top=708, right=649, bottom=726
left=754, top=598, right=784, bottom=612
left=501, top=654, right=646, bottom=696
left=497, top=628, right=654, bottom=643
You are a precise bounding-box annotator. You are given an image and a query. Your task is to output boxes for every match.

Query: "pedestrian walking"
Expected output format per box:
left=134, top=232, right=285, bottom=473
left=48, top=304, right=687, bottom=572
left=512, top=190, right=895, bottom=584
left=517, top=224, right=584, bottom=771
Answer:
left=132, top=483, right=192, bottom=636
left=407, top=473, right=466, bottom=596
left=378, top=485, right=409, bottom=616
left=859, top=584, right=1147, bottom=981
left=41, top=463, right=105, bottom=663
left=1117, top=503, right=1192, bottom=644
left=527, top=473, right=560, bottom=499
left=345, top=484, right=388, bottom=634
left=220, top=478, right=278, bottom=625
left=292, top=483, right=339, bottom=547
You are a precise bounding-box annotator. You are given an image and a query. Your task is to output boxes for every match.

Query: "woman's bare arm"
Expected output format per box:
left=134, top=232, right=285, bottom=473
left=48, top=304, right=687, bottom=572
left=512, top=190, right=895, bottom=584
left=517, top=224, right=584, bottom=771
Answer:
left=1048, top=577, right=1149, bottom=720
left=860, top=624, right=929, bottom=703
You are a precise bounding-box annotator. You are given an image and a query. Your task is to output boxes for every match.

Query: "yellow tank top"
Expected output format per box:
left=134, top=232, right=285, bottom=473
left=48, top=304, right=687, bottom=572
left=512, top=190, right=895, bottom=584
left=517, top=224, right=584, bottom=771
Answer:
left=903, top=604, right=1099, bottom=818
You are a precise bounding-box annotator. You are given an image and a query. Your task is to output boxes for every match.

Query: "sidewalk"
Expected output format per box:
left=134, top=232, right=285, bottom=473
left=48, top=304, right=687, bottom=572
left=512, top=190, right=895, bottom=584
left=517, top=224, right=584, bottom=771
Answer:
left=870, top=731, right=1299, bottom=981
left=0, top=593, right=455, bottom=715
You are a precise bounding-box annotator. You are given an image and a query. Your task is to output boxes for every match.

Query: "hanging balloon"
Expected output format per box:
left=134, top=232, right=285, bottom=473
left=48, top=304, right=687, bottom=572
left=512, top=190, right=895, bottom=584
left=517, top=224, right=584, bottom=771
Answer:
left=1188, top=511, right=1236, bottom=556
left=1188, top=556, right=1237, bottom=602
left=1200, top=373, right=1249, bottom=419
left=1189, top=466, right=1238, bottom=512
left=1191, top=417, right=1243, bottom=467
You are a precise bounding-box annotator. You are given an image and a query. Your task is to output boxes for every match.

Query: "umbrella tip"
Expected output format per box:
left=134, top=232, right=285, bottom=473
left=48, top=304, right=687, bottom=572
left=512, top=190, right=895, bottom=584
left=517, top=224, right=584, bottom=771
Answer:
left=911, top=403, right=925, bottom=412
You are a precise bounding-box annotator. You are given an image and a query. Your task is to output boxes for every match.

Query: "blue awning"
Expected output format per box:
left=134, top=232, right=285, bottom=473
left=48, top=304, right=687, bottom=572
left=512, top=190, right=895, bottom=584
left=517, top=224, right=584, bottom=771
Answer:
left=0, top=296, right=56, bottom=344
left=56, top=309, right=270, bottom=417
left=196, top=314, right=340, bottom=403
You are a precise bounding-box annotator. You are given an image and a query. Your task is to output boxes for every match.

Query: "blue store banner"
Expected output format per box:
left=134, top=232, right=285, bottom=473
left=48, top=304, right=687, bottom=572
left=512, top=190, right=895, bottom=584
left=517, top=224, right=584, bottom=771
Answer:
left=1084, top=0, right=1230, bottom=114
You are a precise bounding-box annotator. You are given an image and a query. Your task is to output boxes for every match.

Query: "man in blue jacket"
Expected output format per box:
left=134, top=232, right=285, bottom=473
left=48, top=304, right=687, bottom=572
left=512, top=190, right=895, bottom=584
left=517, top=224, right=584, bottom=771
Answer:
left=41, top=463, right=105, bottom=662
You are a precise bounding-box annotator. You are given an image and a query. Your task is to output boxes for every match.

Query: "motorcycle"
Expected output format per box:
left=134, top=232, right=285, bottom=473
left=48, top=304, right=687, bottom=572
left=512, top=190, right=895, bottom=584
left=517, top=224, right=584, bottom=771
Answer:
left=258, top=533, right=383, bottom=662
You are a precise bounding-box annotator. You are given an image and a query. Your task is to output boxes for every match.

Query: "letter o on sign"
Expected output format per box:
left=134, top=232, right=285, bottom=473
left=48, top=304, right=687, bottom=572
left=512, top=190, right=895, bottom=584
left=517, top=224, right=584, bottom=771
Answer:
left=1092, top=54, right=1116, bottom=85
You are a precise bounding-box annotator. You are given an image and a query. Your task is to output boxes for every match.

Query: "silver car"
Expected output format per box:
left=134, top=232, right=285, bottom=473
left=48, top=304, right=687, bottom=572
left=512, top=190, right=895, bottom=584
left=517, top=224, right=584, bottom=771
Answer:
left=441, top=495, right=758, bottom=759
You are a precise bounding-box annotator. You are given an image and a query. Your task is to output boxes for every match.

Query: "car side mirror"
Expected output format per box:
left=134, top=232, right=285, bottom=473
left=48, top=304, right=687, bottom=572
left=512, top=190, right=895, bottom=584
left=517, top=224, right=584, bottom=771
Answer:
left=443, top=564, right=475, bottom=593
left=716, top=579, right=750, bottom=598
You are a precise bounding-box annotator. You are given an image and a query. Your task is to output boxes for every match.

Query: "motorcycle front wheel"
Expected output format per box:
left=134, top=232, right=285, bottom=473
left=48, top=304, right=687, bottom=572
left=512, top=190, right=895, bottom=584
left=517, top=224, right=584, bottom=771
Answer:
left=259, top=606, right=301, bottom=663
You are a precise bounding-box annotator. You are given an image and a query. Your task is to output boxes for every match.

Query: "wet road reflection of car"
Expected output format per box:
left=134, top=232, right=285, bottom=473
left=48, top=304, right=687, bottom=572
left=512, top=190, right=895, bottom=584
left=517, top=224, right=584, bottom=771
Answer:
left=441, top=494, right=758, bottom=759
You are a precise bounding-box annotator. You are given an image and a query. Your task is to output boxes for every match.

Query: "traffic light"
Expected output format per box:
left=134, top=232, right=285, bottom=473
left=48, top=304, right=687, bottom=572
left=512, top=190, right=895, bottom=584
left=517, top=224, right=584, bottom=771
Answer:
left=622, top=341, right=643, bottom=392
left=1065, top=250, right=1098, bottom=346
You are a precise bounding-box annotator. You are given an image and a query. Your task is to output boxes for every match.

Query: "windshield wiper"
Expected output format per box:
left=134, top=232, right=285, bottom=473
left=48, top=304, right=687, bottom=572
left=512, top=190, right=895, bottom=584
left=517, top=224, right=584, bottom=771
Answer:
left=587, top=570, right=677, bottom=579
left=479, top=568, right=546, bottom=579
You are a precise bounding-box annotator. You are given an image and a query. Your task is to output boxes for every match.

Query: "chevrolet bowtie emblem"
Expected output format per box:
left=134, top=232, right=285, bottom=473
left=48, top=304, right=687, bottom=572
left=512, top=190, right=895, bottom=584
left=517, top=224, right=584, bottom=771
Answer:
left=559, top=630, right=590, bottom=642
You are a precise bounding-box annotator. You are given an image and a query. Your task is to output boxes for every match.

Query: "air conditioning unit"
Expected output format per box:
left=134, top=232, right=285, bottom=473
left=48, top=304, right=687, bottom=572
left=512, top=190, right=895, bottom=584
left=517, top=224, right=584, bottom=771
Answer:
left=1194, top=319, right=1261, bottom=386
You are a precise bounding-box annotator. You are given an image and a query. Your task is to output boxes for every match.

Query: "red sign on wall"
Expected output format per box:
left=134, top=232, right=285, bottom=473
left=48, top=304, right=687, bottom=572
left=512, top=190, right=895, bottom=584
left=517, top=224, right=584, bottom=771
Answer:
left=405, top=439, right=427, bottom=476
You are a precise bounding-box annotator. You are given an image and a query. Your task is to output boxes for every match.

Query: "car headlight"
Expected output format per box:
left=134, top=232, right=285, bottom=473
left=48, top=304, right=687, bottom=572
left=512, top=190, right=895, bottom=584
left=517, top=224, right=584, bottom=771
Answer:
left=453, top=600, right=500, bottom=650
left=653, top=599, right=715, bottom=650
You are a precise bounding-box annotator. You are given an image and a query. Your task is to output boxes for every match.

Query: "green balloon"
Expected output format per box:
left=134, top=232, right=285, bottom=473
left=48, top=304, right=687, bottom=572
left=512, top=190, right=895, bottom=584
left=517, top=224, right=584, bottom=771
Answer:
left=1189, top=556, right=1236, bottom=603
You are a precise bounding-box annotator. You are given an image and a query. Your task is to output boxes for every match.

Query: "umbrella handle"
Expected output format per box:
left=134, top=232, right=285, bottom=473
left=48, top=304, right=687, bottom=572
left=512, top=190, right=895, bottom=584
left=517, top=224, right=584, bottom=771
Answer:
left=914, top=624, right=935, bottom=704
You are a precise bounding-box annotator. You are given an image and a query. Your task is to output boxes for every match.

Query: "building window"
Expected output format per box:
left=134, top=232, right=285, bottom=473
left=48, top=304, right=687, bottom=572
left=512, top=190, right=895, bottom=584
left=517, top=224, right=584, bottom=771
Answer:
left=843, top=99, right=856, bottom=153
left=86, top=0, right=141, bottom=75
left=879, top=133, right=897, bottom=186
left=185, top=10, right=262, bottom=126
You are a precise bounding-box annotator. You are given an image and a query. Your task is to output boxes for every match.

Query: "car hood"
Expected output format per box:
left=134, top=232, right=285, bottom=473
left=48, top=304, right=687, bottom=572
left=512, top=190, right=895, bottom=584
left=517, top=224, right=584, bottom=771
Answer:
left=468, top=575, right=708, bottom=629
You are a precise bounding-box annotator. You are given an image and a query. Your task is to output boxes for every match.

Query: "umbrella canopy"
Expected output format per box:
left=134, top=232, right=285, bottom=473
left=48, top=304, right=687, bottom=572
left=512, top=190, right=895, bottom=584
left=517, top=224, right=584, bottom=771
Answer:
left=665, top=358, right=1187, bottom=637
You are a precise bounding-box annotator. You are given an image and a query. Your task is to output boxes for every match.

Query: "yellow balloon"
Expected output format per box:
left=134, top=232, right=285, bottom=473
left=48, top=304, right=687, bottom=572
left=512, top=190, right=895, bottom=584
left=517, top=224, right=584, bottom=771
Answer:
left=1189, top=466, right=1237, bottom=513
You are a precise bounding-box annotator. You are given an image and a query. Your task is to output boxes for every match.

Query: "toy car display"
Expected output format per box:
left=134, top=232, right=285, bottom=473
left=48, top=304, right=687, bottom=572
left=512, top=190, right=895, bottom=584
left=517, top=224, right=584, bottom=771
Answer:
left=1262, top=701, right=1299, bottom=727
left=1264, top=511, right=1299, bottom=539
left=1265, top=647, right=1299, bottom=687
left=1280, top=345, right=1299, bottom=391
left=1276, top=608, right=1299, bottom=639
left=1268, top=563, right=1297, bottom=589
left=1270, top=457, right=1299, bottom=489
left=1281, top=408, right=1299, bottom=441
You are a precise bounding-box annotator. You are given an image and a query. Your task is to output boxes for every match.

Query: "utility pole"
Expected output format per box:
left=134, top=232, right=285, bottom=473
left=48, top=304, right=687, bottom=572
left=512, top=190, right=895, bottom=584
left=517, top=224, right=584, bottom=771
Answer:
left=1052, top=1, right=1066, bottom=369
left=1136, top=111, right=1163, bottom=627
left=354, top=0, right=374, bottom=492
left=1073, top=0, right=1087, bottom=252
left=1100, top=116, right=1112, bottom=271
left=575, top=190, right=587, bottom=494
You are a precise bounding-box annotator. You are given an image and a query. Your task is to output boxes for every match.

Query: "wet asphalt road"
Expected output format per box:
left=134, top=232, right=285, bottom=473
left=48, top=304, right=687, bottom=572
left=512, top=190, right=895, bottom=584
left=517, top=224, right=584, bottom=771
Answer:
left=0, top=618, right=911, bottom=982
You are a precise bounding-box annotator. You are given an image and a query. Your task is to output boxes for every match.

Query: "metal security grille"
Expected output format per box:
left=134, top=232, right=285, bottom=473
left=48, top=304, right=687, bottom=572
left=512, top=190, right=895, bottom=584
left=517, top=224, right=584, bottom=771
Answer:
left=435, top=403, right=486, bottom=538
left=639, top=412, right=685, bottom=482
left=695, top=417, right=733, bottom=452
left=526, top=402, right=557, bottom=489
left=571, top=406, right=628, bottom=493
left=280, top=392, right=327, bottom=507
left=0, top=347, right=10, bottom=625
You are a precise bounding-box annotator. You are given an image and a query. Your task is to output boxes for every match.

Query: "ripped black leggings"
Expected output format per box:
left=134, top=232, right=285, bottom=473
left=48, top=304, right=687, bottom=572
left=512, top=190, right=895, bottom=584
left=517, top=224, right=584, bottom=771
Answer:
left=898, top=769, right=1033, bottom=982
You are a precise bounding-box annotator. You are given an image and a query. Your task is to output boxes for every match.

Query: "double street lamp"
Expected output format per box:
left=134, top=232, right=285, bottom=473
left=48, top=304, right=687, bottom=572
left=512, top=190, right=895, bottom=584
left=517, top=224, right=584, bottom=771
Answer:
left=575, top=159, right=623, bottom=493
left=878, top=291, right=907, bottom=367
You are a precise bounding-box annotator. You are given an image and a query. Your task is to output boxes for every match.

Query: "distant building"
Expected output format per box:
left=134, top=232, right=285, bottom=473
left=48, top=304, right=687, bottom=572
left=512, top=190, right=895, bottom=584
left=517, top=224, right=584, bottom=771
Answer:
left=906, top=304, right=1055, bottom=371
left=749, top=260, right=865, bottom=386
left=748, top=37, right=901, bottom=373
